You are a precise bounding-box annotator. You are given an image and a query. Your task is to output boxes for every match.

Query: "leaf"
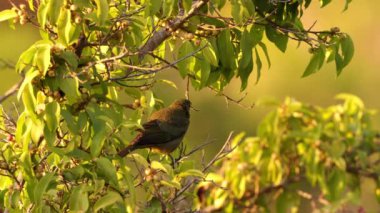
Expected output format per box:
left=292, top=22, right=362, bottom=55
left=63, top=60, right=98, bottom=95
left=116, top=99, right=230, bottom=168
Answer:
left=258, top=42, right=271, bottom=68
left=17, top=69, right=40, bottom=100
left=61, top=109, right=79, bottom=134
left=250, top=25, right=264, bottom=47
left=156, top=79, right=177, bottom=89
left=34, top=173, right=55, bottom=204
left=162, top=0, right=175, bottom=17
left=160, top=180, right=181, bottom=189
left=37, top=0, right=49, bottom=27
left=127, top=153, right=149, bottom=168
left=90, top=128, right=107, bottom=157
left=255, top=48, right=262, bottom=83
left=178, top=169, right=204, bottom=178
left=199, top=57, right=211, bottom=88
left=95, top=157, right=119, bottom=188
left=231, top=0, right=242, bottom=24
left=57, top=8, right=71, bottom=45
left=47, top=0, right=64, bottom=25
left=217, top=30, right=236, bottom=70
left=202, top=41, right=218, bottom=66
left=151, top=161, right=168, bottom=173
left=95, top=0, right=109, bottom=25
left=59, top=51, right=79, bottom=69
left=93, top=191, right=123, bottom=212
left=302, top=47, right=325, bottom=77
left=265, top=26, right=288, bottom=53
left=44, top=102, right=60, bottom=132
left=343, top=0, right=352, bottom=11
left=59, top=77, right=81, bottom=104
left=22, top=84, right=37, bottom=116
left=69, top=186, right=89, bottom=212
left=35, top=44, right=51, bottom=75
left=0, top=9, right=17, bottom=22
left=336, top=34, right=354, bottom=76
left=16, top=46, right=38, bottom=73
left=177, top=41, right=195, bottom=78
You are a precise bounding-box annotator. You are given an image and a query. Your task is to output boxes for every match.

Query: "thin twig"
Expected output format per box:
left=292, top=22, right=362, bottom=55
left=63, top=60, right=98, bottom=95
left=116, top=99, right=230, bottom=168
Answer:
left=0, top=79, right=23, bottom=103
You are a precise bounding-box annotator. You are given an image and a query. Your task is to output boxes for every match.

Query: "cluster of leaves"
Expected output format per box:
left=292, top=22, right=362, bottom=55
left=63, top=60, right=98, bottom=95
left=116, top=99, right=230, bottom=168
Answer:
left=0, top=0, right=355, bottom=212
left=196, top=94, right=380, bottom=212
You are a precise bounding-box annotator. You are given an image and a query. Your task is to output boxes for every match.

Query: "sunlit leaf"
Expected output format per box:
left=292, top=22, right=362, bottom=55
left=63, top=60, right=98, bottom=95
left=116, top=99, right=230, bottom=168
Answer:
left=0, top=9, right=17, bottom=22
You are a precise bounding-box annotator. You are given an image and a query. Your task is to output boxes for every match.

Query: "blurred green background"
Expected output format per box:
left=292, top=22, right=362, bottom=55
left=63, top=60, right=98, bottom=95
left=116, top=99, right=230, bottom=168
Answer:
left=1, top=0, right=379, bottom=209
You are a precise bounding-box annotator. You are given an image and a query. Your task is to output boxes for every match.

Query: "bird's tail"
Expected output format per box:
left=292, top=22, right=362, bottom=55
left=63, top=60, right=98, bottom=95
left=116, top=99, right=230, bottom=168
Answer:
left=118, top=144, right=136, bottom=157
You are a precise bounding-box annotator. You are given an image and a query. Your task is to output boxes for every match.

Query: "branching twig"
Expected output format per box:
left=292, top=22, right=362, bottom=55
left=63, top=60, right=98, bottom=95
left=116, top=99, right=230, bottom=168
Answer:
left=170, top=132, right=236, bottom=203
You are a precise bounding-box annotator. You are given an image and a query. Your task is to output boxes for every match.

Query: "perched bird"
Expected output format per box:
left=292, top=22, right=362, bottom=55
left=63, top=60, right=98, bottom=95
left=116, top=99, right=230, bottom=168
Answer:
left=118, top=99, right=191, bottom=157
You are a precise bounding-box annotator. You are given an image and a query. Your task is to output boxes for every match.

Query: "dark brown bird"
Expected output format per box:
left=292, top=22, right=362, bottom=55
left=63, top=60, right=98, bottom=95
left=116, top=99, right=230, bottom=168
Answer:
left=118, top=99, right=191, bottom=157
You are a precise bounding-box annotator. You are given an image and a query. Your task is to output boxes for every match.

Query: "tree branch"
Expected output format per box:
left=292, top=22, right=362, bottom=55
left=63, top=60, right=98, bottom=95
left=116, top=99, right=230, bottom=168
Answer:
left=0, top=79, right=23, bottom=104
left=138, top=0, right=210, bottom=56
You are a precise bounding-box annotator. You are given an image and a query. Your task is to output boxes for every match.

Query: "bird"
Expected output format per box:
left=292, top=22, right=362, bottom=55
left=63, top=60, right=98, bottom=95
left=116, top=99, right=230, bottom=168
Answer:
left=118, top=99, right=191, bottom=157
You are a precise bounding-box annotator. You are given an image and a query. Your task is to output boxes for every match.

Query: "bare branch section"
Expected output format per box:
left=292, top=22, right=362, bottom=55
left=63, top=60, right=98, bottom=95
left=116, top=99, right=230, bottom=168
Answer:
left=139, top=0, right=210, bottom=56
left=0, top=79, right=22, bottom=104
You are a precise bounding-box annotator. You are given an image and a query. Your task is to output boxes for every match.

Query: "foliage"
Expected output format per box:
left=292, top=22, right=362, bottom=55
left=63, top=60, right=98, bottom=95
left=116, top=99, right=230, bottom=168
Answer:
left=196, top=94, right=380, bottom=212
left=0, top=0, right=358, bottom=212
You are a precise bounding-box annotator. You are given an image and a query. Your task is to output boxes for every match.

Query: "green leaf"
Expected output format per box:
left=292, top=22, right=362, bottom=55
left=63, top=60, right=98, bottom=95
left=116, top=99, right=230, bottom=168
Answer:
left=162, top=0, right=175, bottom=17
left=69, top=186, right=89, bottom=212
left=59, top=51, right=79, bottom=69
left=177, top=41, right=195, bottom=78
left=231, top=0, right=242, bottom=24
left=59, top=77, right=81, bottom=104
left=151, top=161, right=168, bottom=173
left=156, top=79, right=177, bottom=89
left=250, top=25, right=264, bottom=47
left=343, top=0, right=352, bottom=11
left=91, top=128, right=107, bottom=157
left=47, top=0, right=64, bottom=25
left=160, top=180, right=181, bottom=189
left=258, top=42, right=271, bottom=68
left=217, top=30, right=236, bottom=70
left=265, top=26, right=288, bottom=53
left=93, top=191, right=123, bottom=212
left=22, top=84, right=37, bottom=115
left=146, top=0, right=162, bottom=17
left=199, top=57, right=211, bottom=88
left=35, top=44, right=51, bottom=75
left=178, top=169, right=204, bottom=178
left=63, top=165, right=85, bottom=181
left=302, top=47, right=325, bottom=77
left=127, top=153, right=149, bottom=168
left=61, top=109, right=79, bottom=134
left=320, top=0, right=332, bottom=7
left=95, top=0, right=109, bottom=25
left=95, top=157, right=119, bottom=188
left=0, top=9, right=17, bottom=22
left=37, top=0, right=49, bottom=27
left=57, top=8, right=72, bottom=45
left=66, top=149, right=92, bottom=161
left=17, top=69, right=40, bottom=100
left=336, top=34, right=354, bottom=76
left=255, top=48, right=262, bottom=83
left=202, top=41, right=218, bottom=66
left=44, top=102, right=60, bottom=132
left=16, top=46, right=38, bottom=73
left=34, top=173, right=55, bottom=204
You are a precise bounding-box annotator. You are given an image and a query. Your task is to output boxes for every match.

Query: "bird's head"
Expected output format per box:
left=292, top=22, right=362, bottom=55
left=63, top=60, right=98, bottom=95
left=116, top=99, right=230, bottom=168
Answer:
left=171, top=99, right=191, bottom=112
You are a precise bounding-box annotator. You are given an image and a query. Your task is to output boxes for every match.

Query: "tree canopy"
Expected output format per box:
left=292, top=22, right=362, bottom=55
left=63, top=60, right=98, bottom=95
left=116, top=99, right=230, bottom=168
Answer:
left=0, top=0, right=375, bottom=212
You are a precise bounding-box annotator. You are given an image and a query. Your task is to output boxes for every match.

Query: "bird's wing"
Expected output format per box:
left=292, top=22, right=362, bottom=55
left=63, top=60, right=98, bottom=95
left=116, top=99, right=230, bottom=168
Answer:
left=132, top=119, right=180, bottom=148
